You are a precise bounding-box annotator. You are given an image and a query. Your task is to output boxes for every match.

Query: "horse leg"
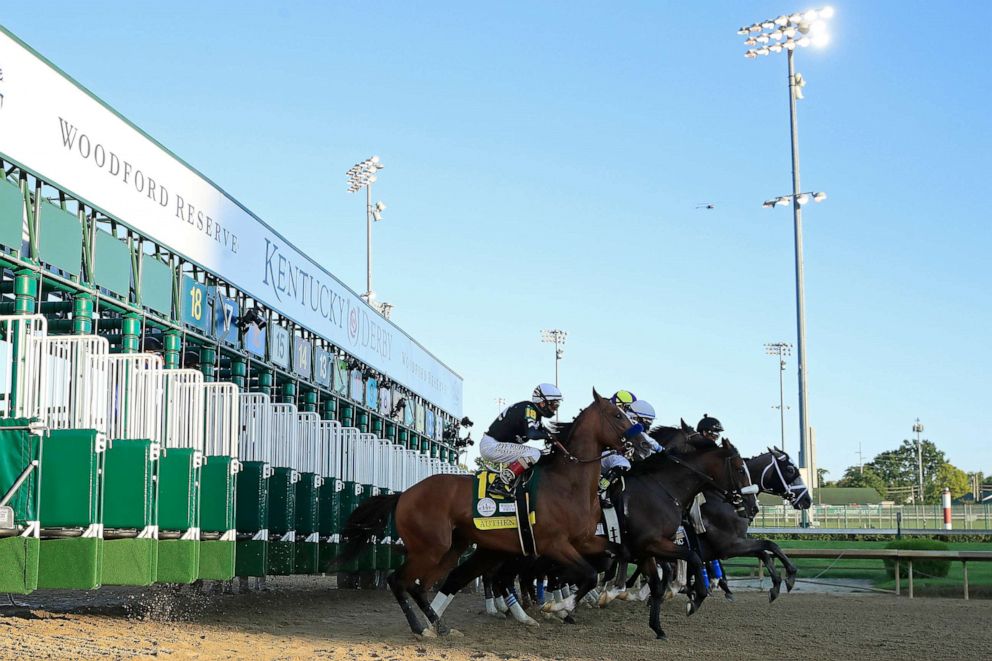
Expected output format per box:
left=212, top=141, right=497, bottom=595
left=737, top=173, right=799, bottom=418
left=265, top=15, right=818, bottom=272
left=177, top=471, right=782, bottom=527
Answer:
left=643, top=558, right=668, bottom=641
left=760, top=540, right=799, bottom=592
left=406, top=539, right=472, bottom=637
left=481, top=574, right=502, bottom=617
left=761, top=551, right=783, bottom=602
left=434, top=547, right=510, bottom=623
left=387, top=569, right=428, bottom=636
left=546, top=546, right=599, bottom=624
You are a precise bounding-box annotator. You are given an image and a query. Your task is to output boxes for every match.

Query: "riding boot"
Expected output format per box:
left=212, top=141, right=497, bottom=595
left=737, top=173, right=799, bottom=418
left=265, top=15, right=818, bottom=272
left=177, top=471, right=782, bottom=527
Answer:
left=487, top=460, right=526, bottom=498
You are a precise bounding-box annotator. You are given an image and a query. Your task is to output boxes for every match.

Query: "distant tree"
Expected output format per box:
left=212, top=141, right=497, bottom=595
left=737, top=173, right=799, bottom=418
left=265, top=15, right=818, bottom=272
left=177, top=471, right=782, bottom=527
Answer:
left=816, top=468, right=830, bottom=486
left=933, top=463, right=970, bottom=501
left=868, top=440, right=947, bottom=504
left=836, top=464, right=887, bottom=499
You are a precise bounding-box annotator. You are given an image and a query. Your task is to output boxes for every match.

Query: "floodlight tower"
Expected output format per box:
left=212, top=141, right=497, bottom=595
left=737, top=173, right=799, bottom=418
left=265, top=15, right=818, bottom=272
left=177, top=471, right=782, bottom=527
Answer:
left=540, top=329, right=567, bottom=388
left=346, top=155, right=390, bottom=316
left=740, top=6, right=834, bottom=480
left=764, top=342, right=793, bottom=451
left=913, top=418, right=925, bottom=503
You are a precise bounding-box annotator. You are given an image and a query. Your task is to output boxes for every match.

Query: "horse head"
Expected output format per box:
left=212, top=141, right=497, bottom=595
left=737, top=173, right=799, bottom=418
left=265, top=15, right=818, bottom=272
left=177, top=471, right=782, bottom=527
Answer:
left=685, top=437, right=757, bottom=515
left=751, top=446, right=811, bottom=509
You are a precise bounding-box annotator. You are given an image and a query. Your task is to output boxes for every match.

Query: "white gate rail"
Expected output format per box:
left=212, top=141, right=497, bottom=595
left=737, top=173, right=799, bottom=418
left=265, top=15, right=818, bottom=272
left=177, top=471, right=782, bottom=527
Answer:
left=296, top=412, right=321, bottom=477
left=46, top=335, right=110, bottom=435
left=270, top=403, right=299, bottom=471
left=162, top=369, right=204, bottom=452
left=203, top=382, right=239, bottom=462
left=106, top=353, right=164, bottom=444
left=319, top=420, right=342, bottom=480
left=0, top=315, right=48, bottom=421
left=238, top=392, right=272, bottom=464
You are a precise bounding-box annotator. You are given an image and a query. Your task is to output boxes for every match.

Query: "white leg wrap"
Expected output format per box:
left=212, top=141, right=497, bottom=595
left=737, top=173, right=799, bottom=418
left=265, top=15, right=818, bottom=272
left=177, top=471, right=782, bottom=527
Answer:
left=485, top=597, right=498, bottom=616
left=495, top=595, right=508, bottom=613
left=430, top=592, right=452, bottom=617
left=508, top=600, right=539, bottom=626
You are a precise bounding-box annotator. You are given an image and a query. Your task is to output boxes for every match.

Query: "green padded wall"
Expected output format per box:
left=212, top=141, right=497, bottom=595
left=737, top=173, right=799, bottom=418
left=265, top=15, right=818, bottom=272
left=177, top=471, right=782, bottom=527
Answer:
left=141, top=254, right=174, bottom=314
left=94, top=229, right=132, bottom=296
left=0, top=181, right=24, bottom=251
left=39, top=203, right=82, bottom=276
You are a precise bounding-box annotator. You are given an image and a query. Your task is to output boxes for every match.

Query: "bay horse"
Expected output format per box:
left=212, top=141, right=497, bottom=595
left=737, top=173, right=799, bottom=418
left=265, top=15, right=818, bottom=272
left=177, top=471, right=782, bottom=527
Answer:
left=337, top=390, right=639, bottom=636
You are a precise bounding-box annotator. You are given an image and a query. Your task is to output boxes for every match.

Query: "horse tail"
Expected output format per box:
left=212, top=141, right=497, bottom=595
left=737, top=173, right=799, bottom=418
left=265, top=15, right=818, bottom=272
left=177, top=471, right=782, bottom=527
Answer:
left=335, top=493, right=401, bottom=568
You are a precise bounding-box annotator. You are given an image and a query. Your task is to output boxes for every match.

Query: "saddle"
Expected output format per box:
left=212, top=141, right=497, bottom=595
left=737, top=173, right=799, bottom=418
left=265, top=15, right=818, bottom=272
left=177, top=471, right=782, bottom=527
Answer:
left=597, top=478, right=627, bottom=547
left=472, top=469, right=539, bottom=556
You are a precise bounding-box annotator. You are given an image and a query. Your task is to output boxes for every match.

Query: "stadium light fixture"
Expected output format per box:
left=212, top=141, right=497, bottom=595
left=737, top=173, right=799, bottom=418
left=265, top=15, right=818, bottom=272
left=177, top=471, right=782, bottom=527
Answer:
left=540, top=329, right=568, bottom=391
left=764, top=342, right=794, bottom=453
left=740, top=8, right=835, bottom=504
left=346, top=156, right=392, bottom=318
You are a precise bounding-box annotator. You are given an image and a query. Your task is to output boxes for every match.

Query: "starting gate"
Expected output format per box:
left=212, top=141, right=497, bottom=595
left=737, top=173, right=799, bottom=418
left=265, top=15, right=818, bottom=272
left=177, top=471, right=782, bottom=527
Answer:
left=199, top=382, right=241, bottom=580
left=0, top=316, right=46, bottom=594
left=156, top=368, right=205, bottom=583
left=101, top=353, right=164, bottom=586
left=267, top=403, right=299, bottom=574
left=235, top=392, right=273, bottom=577
left=317, top=419, right=344, bottom=572
left=294, top=411, right=322, bottom=574
left=36, top=334, right=110, bottom=590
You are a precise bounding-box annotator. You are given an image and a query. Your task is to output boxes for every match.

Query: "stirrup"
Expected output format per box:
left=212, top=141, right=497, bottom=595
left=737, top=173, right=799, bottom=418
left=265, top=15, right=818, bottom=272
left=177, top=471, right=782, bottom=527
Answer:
left=487, top=479, right=515, bottom=499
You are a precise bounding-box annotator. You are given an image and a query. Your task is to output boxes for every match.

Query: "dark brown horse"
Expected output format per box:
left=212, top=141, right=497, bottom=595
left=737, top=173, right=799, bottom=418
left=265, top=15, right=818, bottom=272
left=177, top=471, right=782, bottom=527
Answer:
left=337, top=390, right=638, bottom=635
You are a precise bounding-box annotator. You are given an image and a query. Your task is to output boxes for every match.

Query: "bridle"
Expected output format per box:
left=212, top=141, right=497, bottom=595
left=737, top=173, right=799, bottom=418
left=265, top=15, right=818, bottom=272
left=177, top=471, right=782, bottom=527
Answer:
left=665, top=448, right=757, bottom=513
left=551, top=402, right=640, bottom=464
left=757, top=450, right=808, bottom=504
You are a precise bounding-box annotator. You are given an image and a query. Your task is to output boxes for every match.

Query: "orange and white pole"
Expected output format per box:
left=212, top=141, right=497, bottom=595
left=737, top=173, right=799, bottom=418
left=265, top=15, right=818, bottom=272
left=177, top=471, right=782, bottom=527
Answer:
left=942, top=487, right=952, bottom=530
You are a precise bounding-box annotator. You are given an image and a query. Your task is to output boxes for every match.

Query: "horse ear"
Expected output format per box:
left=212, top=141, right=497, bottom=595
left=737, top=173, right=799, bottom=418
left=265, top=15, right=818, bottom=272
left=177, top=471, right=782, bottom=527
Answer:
left=592, top=388, right=603, bottom=404
left=680, top=418, right=692, bottom=432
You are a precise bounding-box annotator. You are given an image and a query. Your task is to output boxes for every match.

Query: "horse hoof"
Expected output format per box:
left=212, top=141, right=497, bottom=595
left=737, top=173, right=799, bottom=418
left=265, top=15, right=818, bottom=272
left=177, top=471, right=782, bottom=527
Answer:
left=563, top=614, right=576, bottom=625
left=786, top=576, right=796, bottom=592
left=448, top=629, right=464, bottom=638
left=769, top=590, right=779, bottom=603
left=523, top=617, right=540, bottom=628
left=655, top=632, right=668, bottom=641
left=415, top=629, right=436, bottom=639
left=685, top=601, right=697, bottom=617
left=598, top=591, right=613, bottom=608
left=724, top=593, right=735, bottom=602
left=615, top=590, right=630, bottom=601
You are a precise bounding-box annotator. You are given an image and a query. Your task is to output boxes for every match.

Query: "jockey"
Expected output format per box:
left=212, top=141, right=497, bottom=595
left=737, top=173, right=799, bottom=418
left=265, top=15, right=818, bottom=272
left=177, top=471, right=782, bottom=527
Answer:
left=600, top=398, right=660, bottom=482
left=610, top=389, right=637, bottom=412
left=480, top=383, right=562, bottom=498
left=696, top=414, right=724, bottom=443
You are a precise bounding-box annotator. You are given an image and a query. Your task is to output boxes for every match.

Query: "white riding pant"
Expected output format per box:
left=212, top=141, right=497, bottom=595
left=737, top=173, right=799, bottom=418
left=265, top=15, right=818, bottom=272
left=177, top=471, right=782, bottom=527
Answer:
left=479, top=435, right=541, bottom=466
left=600, top=454, right=631, bottom=474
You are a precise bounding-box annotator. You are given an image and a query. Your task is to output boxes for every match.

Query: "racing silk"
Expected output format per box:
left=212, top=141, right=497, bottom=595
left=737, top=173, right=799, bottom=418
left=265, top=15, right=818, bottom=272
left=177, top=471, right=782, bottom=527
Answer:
left=486, top=401, right=550, bottom=444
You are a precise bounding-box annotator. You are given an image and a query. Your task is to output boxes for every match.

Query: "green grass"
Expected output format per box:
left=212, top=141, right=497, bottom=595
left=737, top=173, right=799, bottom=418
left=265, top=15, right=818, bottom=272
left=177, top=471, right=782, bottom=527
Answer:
left=720, top=539, right=992, bottom=597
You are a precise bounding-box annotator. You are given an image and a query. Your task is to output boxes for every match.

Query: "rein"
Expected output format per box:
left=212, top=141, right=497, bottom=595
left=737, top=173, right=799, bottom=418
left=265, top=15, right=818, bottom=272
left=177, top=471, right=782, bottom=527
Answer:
left=666, top=452, right=749, bottom=506
left=551, top=404, right=640, bottom=464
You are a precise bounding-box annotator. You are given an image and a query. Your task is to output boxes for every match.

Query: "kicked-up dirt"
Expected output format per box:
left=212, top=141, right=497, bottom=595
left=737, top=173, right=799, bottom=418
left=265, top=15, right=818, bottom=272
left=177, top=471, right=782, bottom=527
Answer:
left=1, top=576, right=990, bottom=660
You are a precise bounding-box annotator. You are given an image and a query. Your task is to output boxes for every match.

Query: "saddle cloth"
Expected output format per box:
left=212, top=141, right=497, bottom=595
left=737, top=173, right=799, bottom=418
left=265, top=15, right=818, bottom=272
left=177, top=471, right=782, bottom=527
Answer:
left=689, top=493, right=707, bottom=534
left=471, top=470, right=537, bottom=532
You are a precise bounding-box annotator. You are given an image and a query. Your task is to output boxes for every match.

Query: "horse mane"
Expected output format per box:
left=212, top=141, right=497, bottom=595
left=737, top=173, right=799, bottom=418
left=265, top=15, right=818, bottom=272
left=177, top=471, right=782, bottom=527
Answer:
left=648, top=425, right=691, bottom=454
left=629, top=431, right=737, bottom=477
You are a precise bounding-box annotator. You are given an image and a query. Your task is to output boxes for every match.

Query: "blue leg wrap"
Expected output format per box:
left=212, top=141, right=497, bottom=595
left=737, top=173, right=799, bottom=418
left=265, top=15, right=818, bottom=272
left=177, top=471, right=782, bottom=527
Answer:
left=710, top=560, right=724, bottom=580
left=536, top=580, right=546, bottom=604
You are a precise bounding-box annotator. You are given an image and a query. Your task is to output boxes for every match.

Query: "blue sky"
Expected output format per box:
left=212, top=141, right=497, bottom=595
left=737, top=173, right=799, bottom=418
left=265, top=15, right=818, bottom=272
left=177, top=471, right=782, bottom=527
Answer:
left=2, top=2, right=989, bottom=479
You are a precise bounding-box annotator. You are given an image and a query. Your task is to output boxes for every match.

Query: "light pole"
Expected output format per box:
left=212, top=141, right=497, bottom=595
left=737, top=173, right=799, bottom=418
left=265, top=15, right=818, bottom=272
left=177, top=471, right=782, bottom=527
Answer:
left=539, top=329, right=567, bottom=388
left=913, top=418, right=925, bottom=503
left=495, top=397, right=506, bottom=415
left=741, top=6, right=833, bottom=484
left=346, top=155, right=390, bottom=317
left=764, top=342, right=793, bottom=451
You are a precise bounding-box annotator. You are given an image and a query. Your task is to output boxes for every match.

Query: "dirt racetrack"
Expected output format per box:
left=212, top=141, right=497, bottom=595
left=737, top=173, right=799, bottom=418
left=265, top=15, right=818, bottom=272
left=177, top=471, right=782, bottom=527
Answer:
left=2, top=577, right=990, bottom=660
